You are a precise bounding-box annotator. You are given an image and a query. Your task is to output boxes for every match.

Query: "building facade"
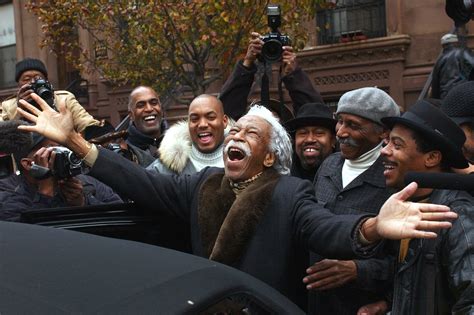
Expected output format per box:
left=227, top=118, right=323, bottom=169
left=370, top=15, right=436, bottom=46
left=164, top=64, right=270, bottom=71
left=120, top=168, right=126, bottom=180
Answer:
left=1, top=0, right=472, bottom=125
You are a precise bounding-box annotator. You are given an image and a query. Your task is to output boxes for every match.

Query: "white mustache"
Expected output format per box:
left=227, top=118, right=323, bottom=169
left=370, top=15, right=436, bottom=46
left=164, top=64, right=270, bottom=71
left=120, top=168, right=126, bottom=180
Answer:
left=224, top=140, right=252, bottom=157
left=337, top=136, right=359, bottom=147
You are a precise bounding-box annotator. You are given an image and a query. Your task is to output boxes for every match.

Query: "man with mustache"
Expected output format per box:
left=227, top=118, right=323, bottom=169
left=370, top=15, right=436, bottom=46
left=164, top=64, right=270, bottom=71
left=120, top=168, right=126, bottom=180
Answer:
left=147, top=94, right=229, bottom=175
left=284, top=102, right=337, bottom=181
left=380, top=100, right=473, bottom=314
left=305, top=87, right=400, bottom=315
left=17, top=93, right=456, bottom=311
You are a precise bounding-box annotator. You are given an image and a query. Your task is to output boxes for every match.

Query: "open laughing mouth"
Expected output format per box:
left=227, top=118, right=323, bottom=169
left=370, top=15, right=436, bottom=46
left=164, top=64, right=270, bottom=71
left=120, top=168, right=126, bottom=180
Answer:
left=198, top=132, right=213, bottom=144
left=143, top=115, right=158, bottom=124
left=383, top=160, right=397, bottom=175
left=227, top=147, right=246, bottom=161
left=303, top=146, right=320, bottom=156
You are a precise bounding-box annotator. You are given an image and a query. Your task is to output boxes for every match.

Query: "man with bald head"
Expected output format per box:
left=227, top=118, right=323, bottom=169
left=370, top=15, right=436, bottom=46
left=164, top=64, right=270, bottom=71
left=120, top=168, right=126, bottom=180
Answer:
left=126, top=86, right=166, bottom=167
left=147, top=94, right=228, bottom=175
left=17, top=93, right=457, bottom=311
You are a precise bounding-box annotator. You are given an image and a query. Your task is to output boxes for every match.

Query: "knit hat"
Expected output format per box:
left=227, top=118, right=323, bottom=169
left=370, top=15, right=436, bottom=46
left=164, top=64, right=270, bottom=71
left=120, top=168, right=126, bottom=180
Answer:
left=336, top=87, right=400, bottom=125
left=15, top=58, right=48, bottom=82
left=441, top=81, right=474, bottom=126
left=441, top=33, right=458, bottom=45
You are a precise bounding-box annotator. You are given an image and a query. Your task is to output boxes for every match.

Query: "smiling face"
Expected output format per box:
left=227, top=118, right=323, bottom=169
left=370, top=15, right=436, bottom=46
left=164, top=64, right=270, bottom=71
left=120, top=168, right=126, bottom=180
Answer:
left=381, top=125, right=436, bottom=189
left=336, top=113, right=387, bottom=160
left=128, top=87, right=162, bottom=138
left=188, top=95, right=228, bottom=153
left=223, top=115, right=275, bottom=182
left=294, top=125, right=335, bottom=170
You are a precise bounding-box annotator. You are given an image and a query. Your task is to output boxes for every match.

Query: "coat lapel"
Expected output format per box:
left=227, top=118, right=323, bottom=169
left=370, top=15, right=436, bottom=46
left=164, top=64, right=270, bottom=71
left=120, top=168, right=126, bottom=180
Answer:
left=198, top=169, right=280, bottom=266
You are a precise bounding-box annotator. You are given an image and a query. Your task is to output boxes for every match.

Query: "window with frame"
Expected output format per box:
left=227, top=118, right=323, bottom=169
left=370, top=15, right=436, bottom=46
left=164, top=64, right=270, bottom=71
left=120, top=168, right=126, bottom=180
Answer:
left=316, top=0, right=386, bottom=45
left=0, top=1, right=16, bottom=88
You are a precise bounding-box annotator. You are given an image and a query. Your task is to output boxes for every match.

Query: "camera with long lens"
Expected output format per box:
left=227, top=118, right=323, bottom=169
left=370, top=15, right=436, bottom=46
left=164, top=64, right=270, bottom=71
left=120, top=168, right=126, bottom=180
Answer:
left=51, top=147, right=83, bottom=179
left=28, top=78, right=55, bottom=110
left=446, top=0, right=474, bottom=26
left=260, top=4, right=291, bottom=63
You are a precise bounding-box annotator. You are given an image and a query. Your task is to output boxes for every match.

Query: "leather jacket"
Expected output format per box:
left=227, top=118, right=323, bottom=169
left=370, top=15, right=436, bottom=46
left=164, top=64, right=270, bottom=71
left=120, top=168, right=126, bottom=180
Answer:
left=431, top=45, right=474, bottom=99
left=391, top=189, right=474, bottom=315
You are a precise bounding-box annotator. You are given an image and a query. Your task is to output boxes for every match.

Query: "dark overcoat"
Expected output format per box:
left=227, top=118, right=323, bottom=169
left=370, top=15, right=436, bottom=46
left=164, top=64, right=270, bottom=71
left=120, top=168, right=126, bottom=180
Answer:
left=309, top=153, right=396, bottom=315
left=89, top=148, right=378, bottom=310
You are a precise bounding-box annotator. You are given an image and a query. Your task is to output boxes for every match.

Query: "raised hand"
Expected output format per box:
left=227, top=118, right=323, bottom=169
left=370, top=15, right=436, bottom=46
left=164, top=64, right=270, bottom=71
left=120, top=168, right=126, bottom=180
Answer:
left=17, top=93, right=74, bottom=146
left=243, top=32, right=263, bottom=68
left=362, top=182, right=457, bottom=241
left=282, top=46, right=297, bottom=75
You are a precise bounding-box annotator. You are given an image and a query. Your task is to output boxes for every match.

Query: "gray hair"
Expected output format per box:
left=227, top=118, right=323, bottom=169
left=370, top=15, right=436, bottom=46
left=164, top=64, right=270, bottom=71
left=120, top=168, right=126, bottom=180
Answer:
left=245, top=105, right=292, bottom=175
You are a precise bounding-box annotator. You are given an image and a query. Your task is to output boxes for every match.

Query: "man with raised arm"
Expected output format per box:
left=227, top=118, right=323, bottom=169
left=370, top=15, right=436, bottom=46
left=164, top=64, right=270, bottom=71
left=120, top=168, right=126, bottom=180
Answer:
left=17, top=93, right=457, bottom=311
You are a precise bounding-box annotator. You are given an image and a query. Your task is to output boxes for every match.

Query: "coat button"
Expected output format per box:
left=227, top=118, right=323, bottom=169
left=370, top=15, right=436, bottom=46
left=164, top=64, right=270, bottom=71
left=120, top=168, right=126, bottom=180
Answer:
left=337, top=195, right=343, bottom=201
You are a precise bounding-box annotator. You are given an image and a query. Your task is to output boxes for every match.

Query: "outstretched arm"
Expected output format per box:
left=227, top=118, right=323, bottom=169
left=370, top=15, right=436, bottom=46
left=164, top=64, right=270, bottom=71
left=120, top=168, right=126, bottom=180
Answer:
left=17, top=93, right=89, bottom=156
left=362, top=182, right=457, bottom=241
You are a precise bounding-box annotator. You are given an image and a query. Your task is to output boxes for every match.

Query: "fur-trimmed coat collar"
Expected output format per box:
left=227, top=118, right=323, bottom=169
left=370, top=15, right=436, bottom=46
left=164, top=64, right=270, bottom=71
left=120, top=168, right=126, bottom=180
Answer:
left=158, top=121, right=191, bottom=173
left=198, top=168, right=280, bottom=266
left=158, top=119, right=233, bottom=174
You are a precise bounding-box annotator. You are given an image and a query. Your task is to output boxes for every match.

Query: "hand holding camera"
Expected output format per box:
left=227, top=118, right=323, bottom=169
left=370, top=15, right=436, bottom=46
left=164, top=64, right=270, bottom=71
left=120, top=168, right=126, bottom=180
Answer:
left=243, top=32, right=264, bottom=68
left=17, top=77, right=55, bottom=110
left=259, top=4, right=291, bottom=63
left=58, top=177, right=85, bottom=207
left=282, top=46, right=298, bottom=76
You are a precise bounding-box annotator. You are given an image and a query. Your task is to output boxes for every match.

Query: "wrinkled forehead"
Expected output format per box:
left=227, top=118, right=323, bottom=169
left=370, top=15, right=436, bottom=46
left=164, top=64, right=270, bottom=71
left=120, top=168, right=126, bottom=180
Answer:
left=237, top=115, right=272, bottom=133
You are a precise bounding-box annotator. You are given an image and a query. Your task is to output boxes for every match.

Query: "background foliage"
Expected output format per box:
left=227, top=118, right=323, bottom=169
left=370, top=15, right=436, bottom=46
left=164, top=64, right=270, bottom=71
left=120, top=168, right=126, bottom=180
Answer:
left=27, top=1, right=328, bottom=100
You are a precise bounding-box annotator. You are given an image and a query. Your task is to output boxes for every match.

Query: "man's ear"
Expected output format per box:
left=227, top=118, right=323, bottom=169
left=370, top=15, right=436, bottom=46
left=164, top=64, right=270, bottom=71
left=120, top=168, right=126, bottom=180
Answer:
left=330, top=134, right=337, bottom=150
left=379, top=128, right=390, bottom=142
left=425, top=150, right=443, bottom=168
left=263, top=152, right=275, bottom=168
left=223, top=114, right=229, bottom=128
left=20, top=158, right=33, bottom=171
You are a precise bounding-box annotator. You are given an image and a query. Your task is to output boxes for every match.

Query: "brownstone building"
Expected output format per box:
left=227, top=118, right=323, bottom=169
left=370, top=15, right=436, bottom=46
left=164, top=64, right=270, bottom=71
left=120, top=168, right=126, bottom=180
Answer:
left=1, top=0, right=472, bottom=125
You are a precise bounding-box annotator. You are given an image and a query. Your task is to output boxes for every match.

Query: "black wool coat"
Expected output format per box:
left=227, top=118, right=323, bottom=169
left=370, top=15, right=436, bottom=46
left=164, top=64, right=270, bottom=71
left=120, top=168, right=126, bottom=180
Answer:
left=90, top=148, right=379, bottom=310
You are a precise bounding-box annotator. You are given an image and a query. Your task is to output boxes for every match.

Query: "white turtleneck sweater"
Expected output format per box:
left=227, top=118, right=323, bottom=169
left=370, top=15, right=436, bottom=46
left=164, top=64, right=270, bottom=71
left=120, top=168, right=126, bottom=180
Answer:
left=189, top=143, right=225, bottom=172
left=341, top=141, right=383, bottom=188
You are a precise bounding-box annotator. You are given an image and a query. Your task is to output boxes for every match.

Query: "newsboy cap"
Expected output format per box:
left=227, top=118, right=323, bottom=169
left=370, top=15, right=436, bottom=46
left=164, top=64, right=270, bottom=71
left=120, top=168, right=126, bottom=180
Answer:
left=336, top=87, right=400, bottom=125
left=15, top=58, right=48, bottom=82
left=441, top=81, right=474, bottom=126
left=382, top=100, right=468, bottom=169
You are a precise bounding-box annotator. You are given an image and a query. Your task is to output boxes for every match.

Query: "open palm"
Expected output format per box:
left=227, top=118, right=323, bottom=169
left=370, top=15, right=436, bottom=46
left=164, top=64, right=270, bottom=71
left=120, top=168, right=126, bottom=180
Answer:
left=17, top=93, right=74, bottom=146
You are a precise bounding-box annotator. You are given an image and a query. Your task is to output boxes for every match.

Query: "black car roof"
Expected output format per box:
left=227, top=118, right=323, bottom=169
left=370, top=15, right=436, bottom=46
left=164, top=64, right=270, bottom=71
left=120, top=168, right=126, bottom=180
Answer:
left=0, top=221, right=303, bottom=314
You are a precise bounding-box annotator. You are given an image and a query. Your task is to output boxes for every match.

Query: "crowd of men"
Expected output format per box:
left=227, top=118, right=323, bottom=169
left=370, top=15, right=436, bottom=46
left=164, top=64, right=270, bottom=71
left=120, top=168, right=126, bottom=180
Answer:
left=0, top=31, right=472, bottom=315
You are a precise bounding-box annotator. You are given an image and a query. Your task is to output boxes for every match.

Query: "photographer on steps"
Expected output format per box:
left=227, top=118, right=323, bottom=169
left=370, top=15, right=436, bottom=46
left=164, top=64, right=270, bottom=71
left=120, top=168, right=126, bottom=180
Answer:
left=1, top=58, right=98, bottom=133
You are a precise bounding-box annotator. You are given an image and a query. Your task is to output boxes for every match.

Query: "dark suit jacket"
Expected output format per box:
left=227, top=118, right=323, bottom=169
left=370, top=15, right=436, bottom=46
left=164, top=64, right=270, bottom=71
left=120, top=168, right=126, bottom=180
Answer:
left=310, top=152, right=396, bottom=315
left=89, top=148, right=379, bottom=309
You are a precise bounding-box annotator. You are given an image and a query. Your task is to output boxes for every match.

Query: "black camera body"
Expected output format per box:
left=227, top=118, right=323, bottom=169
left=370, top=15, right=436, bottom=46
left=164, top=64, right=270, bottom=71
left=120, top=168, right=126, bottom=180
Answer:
left=51, top=147, right=83, bottom=179
left=106, top=143, right=134, bottom=161
left=29, top=78, right=55, bottom=109
left=260, top=4, right=291, bottom=63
